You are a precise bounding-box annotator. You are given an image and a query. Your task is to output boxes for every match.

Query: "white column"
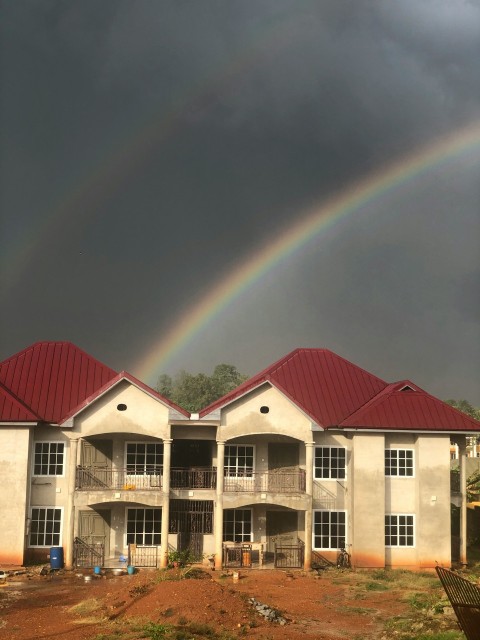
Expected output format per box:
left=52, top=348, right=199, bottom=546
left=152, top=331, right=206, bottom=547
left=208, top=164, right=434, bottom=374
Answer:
left=459, top=438, right=468, bottom=567
left=160, top=439, right=172, bottom=568
left=65, top=438, right=80, bottom=569
left=214, top=441, right=225, bottom=570
left=304, top=441, right=315, bottom=570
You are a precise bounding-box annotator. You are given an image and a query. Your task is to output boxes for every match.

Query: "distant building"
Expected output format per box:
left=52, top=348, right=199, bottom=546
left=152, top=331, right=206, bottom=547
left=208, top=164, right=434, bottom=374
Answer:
left=1, top=342, right=478, bottom=570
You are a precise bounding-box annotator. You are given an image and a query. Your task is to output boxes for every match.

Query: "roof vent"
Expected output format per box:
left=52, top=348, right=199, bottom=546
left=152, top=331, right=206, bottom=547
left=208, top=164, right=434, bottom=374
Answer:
left=399, top=385, right=415, bottom=392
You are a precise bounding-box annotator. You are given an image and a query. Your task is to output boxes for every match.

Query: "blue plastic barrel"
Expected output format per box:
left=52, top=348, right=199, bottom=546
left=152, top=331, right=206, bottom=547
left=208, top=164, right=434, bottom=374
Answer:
left=50, top=547, right=64, bottom=569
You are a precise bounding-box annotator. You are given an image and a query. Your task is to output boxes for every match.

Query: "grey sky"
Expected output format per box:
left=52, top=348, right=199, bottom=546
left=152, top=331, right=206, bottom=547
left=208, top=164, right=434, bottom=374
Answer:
left=1, top=1, right=479, bottom=404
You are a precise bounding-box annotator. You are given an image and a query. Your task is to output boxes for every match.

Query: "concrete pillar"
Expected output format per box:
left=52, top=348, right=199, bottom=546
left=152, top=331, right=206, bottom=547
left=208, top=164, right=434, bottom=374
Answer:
left=214, top=440, right=225, bottom=570
left=65, top=437, right=80, bottom=569
left=459, top=438, right=468, bottom=567
left=160, top=439, right=172, bottom=568
left=304, top=441, right=315, bottom=569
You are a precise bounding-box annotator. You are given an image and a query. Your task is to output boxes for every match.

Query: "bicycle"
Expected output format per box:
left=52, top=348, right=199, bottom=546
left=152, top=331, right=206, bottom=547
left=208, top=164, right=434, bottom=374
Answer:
left=336, top=546, right=351, bottom=569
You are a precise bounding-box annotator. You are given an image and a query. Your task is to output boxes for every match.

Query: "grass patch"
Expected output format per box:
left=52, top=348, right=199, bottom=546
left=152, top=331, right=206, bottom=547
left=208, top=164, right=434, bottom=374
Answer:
left=69, top=598, right=103, bottom=615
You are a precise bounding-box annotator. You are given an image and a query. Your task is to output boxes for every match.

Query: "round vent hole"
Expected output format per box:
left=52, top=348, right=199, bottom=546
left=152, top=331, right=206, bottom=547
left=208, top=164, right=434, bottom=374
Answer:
left=260, top=406, right=269, bottom=414
left=117, top=403, right=127, bottom=411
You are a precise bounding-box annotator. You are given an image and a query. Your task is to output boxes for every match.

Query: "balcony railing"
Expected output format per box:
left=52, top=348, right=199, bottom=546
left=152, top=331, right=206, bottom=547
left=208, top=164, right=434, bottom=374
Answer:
left=224, top=470, right=306, bottom=493
left=170, top=467, right=217, bottom=489
left=76, top=466, right=162, bottom=490
left=76, top=466, right=306, bottom=493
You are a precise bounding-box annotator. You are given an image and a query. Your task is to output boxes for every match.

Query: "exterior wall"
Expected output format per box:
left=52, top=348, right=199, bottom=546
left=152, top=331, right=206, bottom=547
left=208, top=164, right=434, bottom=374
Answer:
left=351, top=433, right=386, bottom=567
left=74, top=381, right=171, bottom=440
left=415, top=435, right=451, bottom=568
left=0, top=427, right=31, bottom=565
left=219, top=385, right=312, bottom=441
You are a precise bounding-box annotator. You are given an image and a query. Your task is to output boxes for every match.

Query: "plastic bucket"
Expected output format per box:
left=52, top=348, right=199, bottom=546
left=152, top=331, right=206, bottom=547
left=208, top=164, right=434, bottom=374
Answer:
left=127, top=565, right=135, bottom=575
left=50, top=547, right=64, bottom=570
left=94, top=566, right=101, bottom=575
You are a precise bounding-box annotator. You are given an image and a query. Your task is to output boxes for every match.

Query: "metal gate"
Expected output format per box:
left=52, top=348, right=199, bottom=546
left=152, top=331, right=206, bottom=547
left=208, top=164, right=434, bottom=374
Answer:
left=128, top=544, right=159, bottom=568
left=274, top=542, right=304, bottom=568
left=169, top=500, right=213, bottom=561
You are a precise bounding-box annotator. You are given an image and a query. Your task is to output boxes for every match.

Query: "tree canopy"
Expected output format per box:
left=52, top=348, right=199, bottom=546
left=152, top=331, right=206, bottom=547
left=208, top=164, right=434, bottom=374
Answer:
left=157, top=364, right=248, bottom=413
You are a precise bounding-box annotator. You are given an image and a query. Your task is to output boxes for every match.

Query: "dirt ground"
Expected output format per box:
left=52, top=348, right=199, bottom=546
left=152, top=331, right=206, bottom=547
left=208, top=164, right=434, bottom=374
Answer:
left=0, top=565, right=461, bottom=640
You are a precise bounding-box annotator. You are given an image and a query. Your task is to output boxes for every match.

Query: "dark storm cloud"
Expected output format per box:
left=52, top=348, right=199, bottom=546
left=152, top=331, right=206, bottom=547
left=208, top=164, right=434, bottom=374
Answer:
left=0, top=1, right=479, bottom=404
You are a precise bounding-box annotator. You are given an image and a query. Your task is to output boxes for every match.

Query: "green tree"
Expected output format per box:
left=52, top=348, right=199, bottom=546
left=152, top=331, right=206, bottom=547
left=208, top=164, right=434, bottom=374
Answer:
left=156, top=364, right=248, bottom=412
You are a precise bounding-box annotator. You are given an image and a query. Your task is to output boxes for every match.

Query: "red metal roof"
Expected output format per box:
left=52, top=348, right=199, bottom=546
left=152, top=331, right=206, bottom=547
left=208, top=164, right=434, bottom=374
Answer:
left=200, top=350, right=480, bottom=433
left=340, top=381, right=480, bottom=431
left=200, top=348, right=388, bottom=426
left=0, top=342, right=118, bottom=423
left=0, top=382, right=40, bottom=422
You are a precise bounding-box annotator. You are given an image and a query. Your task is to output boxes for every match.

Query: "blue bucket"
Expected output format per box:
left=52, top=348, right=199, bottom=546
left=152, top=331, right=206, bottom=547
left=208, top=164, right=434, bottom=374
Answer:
left=127, top=565, right=135, bottom=575
left=50, top=547, right=64, bottom=570
left=94, top=566, right=101, bottom=575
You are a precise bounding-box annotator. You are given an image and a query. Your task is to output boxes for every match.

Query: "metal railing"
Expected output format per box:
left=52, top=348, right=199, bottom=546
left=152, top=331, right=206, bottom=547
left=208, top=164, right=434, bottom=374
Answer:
left=170, top=468, right=217, bottom=489
left=128, top=544, right=159, bottom=568
left=76, top=466, right=162, bottom=490
left=224, top=469, right=306, bottom=493
left=274, top=541, right=304, bottom=569
left=73, top=537, right=105, bottom=568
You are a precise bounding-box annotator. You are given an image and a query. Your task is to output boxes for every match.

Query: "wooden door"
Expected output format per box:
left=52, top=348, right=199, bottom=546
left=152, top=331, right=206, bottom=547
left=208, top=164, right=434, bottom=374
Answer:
left=79, top=510, right=110, bottom=557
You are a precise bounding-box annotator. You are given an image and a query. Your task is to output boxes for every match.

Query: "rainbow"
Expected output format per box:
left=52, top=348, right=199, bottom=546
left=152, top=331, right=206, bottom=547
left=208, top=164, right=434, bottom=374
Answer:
left=134, top=120, right=480, bottom=383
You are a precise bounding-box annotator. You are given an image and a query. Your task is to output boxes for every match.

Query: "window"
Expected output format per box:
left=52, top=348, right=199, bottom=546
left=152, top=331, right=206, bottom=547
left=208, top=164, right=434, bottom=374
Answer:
left=385, top=449, right=414, bottom=477
left=126, top=442, right=163, bottom=474
left=385, top=514, right=415, bottom=547
left=313, top=510, right=346, bottom=549
left=33, top=442, right=64, bottom=476
left=223, top=509, right=252, bottom=542
left=314, top=446, right=346, bottom=479
left=224, top=445, right=254, bottom=477
left=126, top=508, right=161, bottom=545
left=29, top=507, right=62, bottom=547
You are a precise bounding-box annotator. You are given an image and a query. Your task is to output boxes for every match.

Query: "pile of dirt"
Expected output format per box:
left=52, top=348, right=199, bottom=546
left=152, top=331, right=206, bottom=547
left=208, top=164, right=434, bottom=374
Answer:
left=0, top=566, right=460, bottom=639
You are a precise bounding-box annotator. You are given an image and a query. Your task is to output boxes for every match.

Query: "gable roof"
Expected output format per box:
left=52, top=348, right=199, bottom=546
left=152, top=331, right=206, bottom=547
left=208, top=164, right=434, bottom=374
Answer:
left=200, top=349, right=480, bottom=433
left=340, top=381, right=480, bottom=431
left=0, top=341, right=118, bottom=423
left=60, top=370, right=190, bottom=424
left=200, top=348, right=388, bottom=426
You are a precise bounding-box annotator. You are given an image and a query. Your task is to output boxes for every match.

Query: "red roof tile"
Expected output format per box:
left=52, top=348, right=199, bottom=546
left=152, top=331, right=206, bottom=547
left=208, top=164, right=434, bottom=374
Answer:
left=340, top=381, right=480, bottom=431
left=0, top=342, right=118, bottom=423
left=200, top=348, right=388, bottom=426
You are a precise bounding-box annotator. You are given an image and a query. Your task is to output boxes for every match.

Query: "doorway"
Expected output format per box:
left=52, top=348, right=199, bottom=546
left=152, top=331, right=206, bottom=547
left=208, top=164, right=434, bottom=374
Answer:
left=266, top=510, right=298, bottom=559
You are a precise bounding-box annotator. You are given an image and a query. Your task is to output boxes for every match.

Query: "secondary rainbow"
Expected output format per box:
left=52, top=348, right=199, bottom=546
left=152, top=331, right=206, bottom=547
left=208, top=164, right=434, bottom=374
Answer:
left=134, top=120, right=480, bottom=383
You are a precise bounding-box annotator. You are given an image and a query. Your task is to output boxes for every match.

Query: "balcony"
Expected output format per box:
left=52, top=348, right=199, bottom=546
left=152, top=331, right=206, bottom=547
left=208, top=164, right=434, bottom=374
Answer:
left=76, top=466, right=162, bottom=491
left=170, top=467, right=217, bottom=489
left=224, top=469, right=306, bottom=493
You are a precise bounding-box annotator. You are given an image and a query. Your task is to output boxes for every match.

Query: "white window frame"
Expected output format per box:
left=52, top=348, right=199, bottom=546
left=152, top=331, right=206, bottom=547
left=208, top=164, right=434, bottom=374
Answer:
left=125, top=507, right=162, bottom=546
left=385, top=513, right=415, bottom=547
left=29, top=506, right=63, bottom=548
left=313, top=509, right=347, bottom=550
left=33, top=441, right=65, bottom=477
left=223, top=508, right=253, bottom=543
left=314, top=446, right=346, bottom=480
left=385, top=449, right=415, bottom=478
left=224, top=444, right=255, bottom=478
left=125, top=441, right=163, bottom=475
